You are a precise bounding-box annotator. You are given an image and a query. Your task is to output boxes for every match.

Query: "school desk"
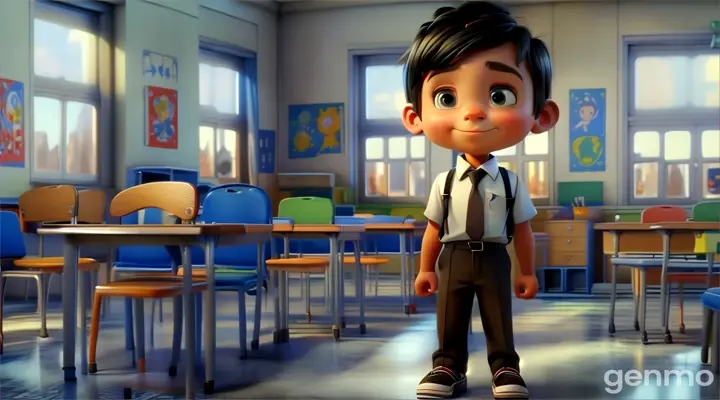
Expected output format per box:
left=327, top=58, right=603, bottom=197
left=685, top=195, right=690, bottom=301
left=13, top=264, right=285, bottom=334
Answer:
left=596, top=222, right=719, bottom=343
left=36, top=223, right=273, bottom=399
left=364, top=221, right=426, bottom=314
left=271, top=224, right=365, bottom=340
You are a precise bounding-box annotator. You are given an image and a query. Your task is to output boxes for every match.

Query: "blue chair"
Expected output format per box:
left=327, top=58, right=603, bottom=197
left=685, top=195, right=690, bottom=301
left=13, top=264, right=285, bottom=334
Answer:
left=0, top=211, right=27, bottom=354
left=701, top=288, right=720, bottom=373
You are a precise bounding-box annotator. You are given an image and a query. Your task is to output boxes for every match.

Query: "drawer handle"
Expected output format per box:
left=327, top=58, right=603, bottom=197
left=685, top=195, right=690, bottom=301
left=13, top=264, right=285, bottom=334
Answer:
left=567, top=239, right=572, bottom=244
left=566, top=226, right=572, bottom=230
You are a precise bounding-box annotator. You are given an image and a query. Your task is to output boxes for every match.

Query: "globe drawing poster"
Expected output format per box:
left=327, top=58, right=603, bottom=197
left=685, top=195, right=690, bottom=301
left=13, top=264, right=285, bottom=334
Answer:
left=0, top=78, right=24, bottom=167
left=288, top=103, right=343, bottom=159
left=569, top=88, right=606, bottom=172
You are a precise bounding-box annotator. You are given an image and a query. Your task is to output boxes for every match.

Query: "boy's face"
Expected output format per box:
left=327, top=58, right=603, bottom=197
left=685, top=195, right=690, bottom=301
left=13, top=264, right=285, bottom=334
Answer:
left=402, top=43, right=558, bottom=156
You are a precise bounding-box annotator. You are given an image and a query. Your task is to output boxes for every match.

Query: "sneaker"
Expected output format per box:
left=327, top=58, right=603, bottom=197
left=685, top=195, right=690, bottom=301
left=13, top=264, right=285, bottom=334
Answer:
left=416, top=366, right=467, bottom=399
left=491, top=368, right=528, bottom=399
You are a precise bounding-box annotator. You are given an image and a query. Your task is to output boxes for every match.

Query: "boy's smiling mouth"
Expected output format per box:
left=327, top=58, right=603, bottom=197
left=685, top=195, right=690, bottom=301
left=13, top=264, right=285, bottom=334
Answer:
left=455, top=128, right=498, bottom=134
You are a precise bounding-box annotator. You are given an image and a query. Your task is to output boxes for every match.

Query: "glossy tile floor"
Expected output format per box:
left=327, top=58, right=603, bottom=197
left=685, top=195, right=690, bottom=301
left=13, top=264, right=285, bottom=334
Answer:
left=0, top=276, right=718, bottom=399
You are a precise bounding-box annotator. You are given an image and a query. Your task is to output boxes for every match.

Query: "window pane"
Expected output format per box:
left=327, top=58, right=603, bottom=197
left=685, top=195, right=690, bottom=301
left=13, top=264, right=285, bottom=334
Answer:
left=524, top=132, right=548, bottom=155
left=34, top=18, right=97, bottom=84
left=634, top=56, right=688, bottom=110
left=634, top=162, right=658, bottom=198
left=364, top=65, right=405, bottom=120
left=199, top=126, right=215, bottom=178
left=702, top=130, right=720, bottom=159
left=410, top=136, right=425, bottom=159
left=365, top=161, right=386, bottom=196
left=65, top=101, right=97, bottom=175
left=387, top=161, right=407, bottom=197
left=216, top=129, right=237, bottom=179
left=409, top=161, right=426, bottom=197
left=365, top=137, right=384, bottom=160
left=199, top=63, right=240, bottom=114
left=633, top=131, right=660, bottom=158
left=666, top=164, right=690, bottom=198
left=703, top=162, right=720, bottom=199
left=664, top=130, right=691, bottom=160
left=388, top=137, right=407, bottom=159
left=693, top=54, right=720, bottom=108
left=494, top=145, right=516, bottom=156
left=525, top=161, right=548, bottom=199
left=33, top=97, right=62, bottom=173
left=498, top=161, right=515, bottom=172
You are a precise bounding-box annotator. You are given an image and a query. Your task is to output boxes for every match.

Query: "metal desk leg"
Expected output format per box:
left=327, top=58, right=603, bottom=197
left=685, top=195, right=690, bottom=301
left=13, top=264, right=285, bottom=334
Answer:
left=660, top=232, right=672, bottom=343
left=62, top=240, right=79, bottom=381
left=272, top=270, right=281, bottom=344
left=0, top=275, right=4, bottom=355
left=407, top=233, right=416, bottom=314
left=281, top=237, right=290, bottom=342
left=713, top=312, right=720, bottom=374
left=353, top=240, right=366, bottom=334
left=608, top=232, right=619, bottom=335
left=181, top=246, right=196, bottom=399
left=701, top=308, right=713, bottom=364
left=639, top=269, right=648, bottom=344
left=203, top=239, right=217, bottom=395
left=330, top=237, right=341, bottom=340
left=133, top=298, right=146, bottom=372
left=103, top=246, right=114, bottom=318
left=399, top=233, right=408, bottom=315
left=78, top=271, right=88, bottom=375
left=339, top=241, right=346, bottom=329
left=631, top=270, right=639, bottom=331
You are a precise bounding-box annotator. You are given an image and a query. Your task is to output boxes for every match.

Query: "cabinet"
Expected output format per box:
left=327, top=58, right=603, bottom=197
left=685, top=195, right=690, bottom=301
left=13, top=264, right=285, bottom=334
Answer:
left=539, top=220, right=595, bottom=294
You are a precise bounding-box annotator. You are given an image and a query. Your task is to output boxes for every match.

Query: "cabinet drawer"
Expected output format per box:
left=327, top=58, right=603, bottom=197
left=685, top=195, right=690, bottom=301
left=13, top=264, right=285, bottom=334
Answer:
left=545, top=221, right=588, bottom=238
left=549, top=237, right=587, bottom=252
left=548, top=251, right=586, bottom=267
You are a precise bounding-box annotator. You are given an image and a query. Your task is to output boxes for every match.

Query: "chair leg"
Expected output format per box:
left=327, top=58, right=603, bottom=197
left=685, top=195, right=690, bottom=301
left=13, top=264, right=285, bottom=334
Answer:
left=631, top=270, right=639, bottom=331
left=678, top=283, right=685, bottom=333
left=0, top=277, right=5, bottom=355
left=374, top=268, right=379, bottom=297
left=665, top=282, right=672, bottom=337
left=24, top=280, right=30, bottom=302
left=158, top=298, right=164, bottom=324
left=124, top=298, right=134, bottom=350
left=168, top=296, right=182, bottom=377
left=712, top=312, right=720, bottom=373
left=149, top=300, right=156, bottom=348
left=133, top=298, right=146, bottom=373
left=88, top=293, right=103, bottom=374
left=252, top=283, right=262, bottom=351
left=304, top=273, right=312, bottom=323
left=238, top=291, right=248, bottom=359
left=701, top=308, right=713, bottom=364
left=37, top=275, right=48, bottom=338
left=195, top=293, right=203, bottom=364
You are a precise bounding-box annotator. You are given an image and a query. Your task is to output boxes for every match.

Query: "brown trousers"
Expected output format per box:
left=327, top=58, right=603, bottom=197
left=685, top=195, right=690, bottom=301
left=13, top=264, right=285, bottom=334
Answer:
left=432, top=242, right=519, bottom=375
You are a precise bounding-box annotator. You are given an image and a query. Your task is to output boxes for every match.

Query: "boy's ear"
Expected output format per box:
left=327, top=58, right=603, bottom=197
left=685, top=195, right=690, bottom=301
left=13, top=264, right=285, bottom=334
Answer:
left=401, top=104, right=423, bottom=135
left=531, top=100, right=560, bottom=133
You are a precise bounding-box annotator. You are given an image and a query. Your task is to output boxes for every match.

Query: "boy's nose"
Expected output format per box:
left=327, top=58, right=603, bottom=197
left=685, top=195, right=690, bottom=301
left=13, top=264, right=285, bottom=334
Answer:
left=463, top=104, right=487, bottom=121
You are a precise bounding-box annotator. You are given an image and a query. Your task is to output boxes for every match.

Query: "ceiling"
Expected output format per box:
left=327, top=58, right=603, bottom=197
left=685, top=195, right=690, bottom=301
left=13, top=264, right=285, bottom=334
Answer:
left=269, top=0, right=601, bottom=13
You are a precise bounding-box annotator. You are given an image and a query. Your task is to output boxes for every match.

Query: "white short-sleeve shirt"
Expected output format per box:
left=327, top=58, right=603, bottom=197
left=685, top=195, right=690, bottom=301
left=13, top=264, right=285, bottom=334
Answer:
left=424, top=154, right=537, bottom=244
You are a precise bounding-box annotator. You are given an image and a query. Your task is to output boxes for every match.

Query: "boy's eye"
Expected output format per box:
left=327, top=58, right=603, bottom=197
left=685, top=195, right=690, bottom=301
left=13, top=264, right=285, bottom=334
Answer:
left=433, top=89, right=457, bottom=109
left=489, top=87, right=517, bottom=107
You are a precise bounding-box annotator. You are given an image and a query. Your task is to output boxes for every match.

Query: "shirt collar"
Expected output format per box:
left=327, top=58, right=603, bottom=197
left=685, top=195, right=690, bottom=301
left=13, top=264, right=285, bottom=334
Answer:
left=456, top=154, right=499, bottom=181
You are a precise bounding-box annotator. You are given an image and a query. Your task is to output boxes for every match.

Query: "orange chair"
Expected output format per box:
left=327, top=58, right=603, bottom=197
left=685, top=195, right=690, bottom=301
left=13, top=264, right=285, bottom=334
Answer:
left=88, top=182, right=207, bottom=375
left=3, top=186, right=105, bottom=338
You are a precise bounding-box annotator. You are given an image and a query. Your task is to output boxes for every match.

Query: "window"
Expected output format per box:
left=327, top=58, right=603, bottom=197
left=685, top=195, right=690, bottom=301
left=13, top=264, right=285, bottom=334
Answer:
left=356, top=54, right=428, bottom=202
left=198, top=50, right=245, bottom=180
left=627, top=39, right=720, bottom=204
left=32, top=1, right=110, bottom=184
left=491, top=132, right=551, bottom=204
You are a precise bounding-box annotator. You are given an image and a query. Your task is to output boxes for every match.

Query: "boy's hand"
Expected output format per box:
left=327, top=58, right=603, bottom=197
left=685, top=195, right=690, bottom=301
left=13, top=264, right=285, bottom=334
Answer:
left=514, top=273, right=538, bottom=299
left=415, top=271, right=438, bottom=296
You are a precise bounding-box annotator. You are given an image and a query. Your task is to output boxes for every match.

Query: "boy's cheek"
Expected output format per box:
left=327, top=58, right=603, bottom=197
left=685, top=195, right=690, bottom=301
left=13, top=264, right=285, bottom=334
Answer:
left=490, top=110, right=535, bottom=138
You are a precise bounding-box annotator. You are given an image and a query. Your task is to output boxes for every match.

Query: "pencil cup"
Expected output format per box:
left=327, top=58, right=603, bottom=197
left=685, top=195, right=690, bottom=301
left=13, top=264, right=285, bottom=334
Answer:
left=572, top=207, right=590, bottom=220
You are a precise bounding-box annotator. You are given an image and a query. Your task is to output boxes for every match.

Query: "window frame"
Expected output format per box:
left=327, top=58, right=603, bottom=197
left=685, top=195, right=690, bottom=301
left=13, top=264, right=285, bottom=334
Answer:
left=353, top=51, right=430, bottom=204
left=625, top=35, right=720, bottom=205
left=198, top=48, right=248, bottom=182
left=30, top=0, right=113, bottom=187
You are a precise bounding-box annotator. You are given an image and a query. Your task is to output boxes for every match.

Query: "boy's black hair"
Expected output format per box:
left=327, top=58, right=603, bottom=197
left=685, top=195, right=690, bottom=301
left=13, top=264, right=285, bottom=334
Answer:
left=400, top=1, right=552, bottom=118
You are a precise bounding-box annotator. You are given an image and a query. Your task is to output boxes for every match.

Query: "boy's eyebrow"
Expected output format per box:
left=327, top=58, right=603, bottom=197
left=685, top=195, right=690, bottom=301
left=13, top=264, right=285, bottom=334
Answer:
left=485, top=61, right=523, bottom=81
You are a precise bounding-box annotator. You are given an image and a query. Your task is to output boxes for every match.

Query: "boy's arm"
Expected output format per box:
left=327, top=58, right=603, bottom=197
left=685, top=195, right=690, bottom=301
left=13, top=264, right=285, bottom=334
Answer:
left=420, top=173, right=446, bottom=273
left=512, top=176, right=538, bottom=276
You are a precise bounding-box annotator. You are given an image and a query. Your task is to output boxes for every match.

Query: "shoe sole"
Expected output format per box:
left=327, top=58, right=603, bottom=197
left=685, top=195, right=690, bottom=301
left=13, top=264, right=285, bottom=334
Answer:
left=492, top=388, right=528, bottom=399
left=417, top=379, right=467, bottom=399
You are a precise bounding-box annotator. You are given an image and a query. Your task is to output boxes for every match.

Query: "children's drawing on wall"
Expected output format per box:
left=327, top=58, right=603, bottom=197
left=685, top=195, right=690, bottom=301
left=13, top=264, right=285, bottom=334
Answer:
left=145, top=86, right=179, bottom=149
left=569, top=88, right=606, bottom=172
left=0, top=78, right=25, bottom=168
left=288, top=103, right=343, bottom=159
left=258, top=130, right=276, bottom=173
left=708, top=167, right=720, bottom=195
left=143, top=50, right=178, bottom=81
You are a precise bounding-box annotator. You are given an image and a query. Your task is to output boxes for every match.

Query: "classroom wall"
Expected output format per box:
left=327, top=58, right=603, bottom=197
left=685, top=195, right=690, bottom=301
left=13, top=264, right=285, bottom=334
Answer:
left=0, top=0, right=278, bottom=195
left=277, top=1, right=718, bottom=205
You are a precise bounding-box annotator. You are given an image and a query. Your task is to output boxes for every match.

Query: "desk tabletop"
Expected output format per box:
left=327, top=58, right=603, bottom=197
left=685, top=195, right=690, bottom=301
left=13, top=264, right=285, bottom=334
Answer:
left=37, top=223, right=273, bottom=236
left=595, top=221, right=719, bottom=232
left=594, top=222, right=654, bottom=231
left=364, top=222, right=426, bottom=231
left=272, top=224, right=366, bottom=234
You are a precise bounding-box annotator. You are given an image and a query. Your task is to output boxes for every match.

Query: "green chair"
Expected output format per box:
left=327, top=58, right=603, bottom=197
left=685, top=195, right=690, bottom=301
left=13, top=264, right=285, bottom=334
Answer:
left=278, top=197, right=334, bottom=224
left=693, top=200, right=720, bottom=222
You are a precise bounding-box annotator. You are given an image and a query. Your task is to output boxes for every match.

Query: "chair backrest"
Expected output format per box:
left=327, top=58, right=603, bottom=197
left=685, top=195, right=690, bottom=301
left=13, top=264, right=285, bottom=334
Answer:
left=278, top=197, right=333, bottom=224
left=692, top=200, right=720, bottom=222
left=0, top=211, right=27, bottom=259
left=110, top=182, right=198, bottom=221
left=640, top=206, right=687, bottom=223
left=19, top=185, right=78, bottom=223
left=78, top=189, right=107, bottom=224
left=198, top=184, right=271, bottom=267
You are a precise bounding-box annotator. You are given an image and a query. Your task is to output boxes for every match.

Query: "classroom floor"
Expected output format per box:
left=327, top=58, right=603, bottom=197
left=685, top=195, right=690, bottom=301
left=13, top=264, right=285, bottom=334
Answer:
left=0, top=277, right=717, bottom=400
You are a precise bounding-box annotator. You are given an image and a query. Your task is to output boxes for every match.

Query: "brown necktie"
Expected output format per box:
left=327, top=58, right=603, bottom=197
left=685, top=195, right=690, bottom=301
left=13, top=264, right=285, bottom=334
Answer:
left=465, top=169, right=487, bottom=241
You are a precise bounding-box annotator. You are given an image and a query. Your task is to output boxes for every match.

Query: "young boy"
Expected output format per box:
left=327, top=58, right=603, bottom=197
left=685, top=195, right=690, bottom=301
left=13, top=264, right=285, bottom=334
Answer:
left=400, top=2, right=559, bottom=399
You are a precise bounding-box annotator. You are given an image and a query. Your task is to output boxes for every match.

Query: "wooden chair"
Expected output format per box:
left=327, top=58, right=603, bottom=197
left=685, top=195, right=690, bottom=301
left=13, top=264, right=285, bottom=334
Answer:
left=88, top=182, right=207, bottom=375
left=4, top=186, right=105, bottom=339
